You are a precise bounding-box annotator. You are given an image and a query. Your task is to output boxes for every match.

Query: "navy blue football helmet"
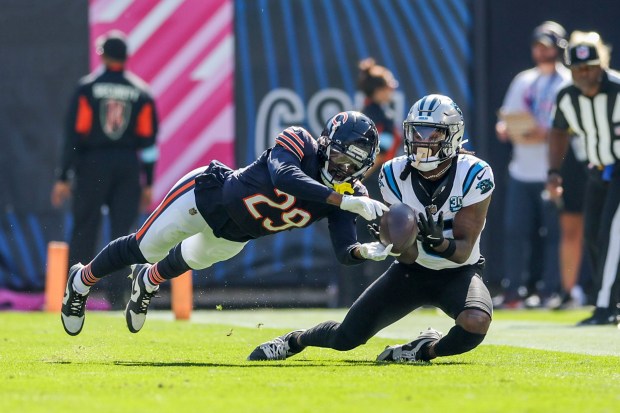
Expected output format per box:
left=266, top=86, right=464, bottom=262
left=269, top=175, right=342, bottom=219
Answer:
left=318, top=111, right=379, bottom=187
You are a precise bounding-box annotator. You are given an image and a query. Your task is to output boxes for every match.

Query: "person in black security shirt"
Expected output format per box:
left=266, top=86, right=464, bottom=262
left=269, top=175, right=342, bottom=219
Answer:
left=51, top=31, right=159, bottom=308
left=60, top=111, right=394, bottom=337
left=547, top=31, right=620, bottom=325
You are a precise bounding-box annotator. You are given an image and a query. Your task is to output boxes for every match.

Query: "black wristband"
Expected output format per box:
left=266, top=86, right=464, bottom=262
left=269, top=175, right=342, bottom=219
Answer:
left=547, top=168, right=561, bottom=177
left=435, top=239, right=456, bottom=258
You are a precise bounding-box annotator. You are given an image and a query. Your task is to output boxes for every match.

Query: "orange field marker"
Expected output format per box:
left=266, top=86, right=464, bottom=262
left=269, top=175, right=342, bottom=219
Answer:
left=45, top=241, right=69, bottom=312
left=171, top=270, right=193, bottom=320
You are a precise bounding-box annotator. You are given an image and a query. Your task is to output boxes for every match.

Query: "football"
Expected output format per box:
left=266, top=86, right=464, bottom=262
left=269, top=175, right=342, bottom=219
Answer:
left=379, top=202, right=418, bottom=254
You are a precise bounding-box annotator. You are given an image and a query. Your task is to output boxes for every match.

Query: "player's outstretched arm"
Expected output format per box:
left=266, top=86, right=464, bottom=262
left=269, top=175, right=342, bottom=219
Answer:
left=328, top=192, right=388, bottom=221
left=356, top=242, right=399, bottom=261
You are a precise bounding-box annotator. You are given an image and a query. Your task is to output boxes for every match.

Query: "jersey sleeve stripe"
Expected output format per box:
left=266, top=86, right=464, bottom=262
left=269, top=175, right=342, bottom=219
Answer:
left=383, top=162, right=402, bottom=201
left=462, top=162, right=485, bottom=196
left=282, top=128, right=305, bottom=146
left=276, top=135, right=304, bottom=160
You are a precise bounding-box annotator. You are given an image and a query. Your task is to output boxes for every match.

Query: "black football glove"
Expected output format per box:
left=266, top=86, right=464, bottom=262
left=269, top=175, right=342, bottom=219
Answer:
left=417, top=206, right=445, bottom=248
left=367, top=223, right=381, bottom=241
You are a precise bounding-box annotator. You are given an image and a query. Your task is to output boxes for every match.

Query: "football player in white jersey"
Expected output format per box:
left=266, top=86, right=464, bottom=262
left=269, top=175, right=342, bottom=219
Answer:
left=248, top=95, right=495, bottom=363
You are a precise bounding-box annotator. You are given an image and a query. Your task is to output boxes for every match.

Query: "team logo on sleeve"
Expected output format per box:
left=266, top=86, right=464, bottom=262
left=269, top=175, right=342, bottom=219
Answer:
left=476, top=179, right=494, bottom=194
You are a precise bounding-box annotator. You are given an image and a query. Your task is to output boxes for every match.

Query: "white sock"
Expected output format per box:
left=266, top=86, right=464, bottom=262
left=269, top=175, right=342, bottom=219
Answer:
left=142, top=271, right=158, bottom=293
left=72, top=270, right=90, bottom=295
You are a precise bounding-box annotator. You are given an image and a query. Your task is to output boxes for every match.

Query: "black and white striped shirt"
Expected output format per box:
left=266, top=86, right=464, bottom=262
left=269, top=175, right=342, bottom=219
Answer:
left=552, top=70, right=620, bottom=166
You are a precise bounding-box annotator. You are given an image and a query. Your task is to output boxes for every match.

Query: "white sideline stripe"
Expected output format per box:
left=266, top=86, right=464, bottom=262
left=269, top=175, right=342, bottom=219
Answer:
left=90, top=0, right=133, bottom=23
left=151, top=2, right=232, bottom=96
left=144, top=309, right=620, bottom=357
left=157, top=58, right=232, bottom=144
left=153, top=104, right=234, bottom=201
left=191, top=35, right=234, bottom=80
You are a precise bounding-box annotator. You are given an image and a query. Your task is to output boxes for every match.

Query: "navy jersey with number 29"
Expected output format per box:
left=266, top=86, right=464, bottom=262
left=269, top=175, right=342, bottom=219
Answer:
left=196, top=126, right=368, bottom=265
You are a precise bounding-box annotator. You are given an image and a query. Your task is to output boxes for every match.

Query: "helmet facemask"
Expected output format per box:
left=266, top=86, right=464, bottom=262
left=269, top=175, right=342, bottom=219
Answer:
left=319, top=137, right=376, bottom=187
left=318, top=111, right=379, bottom=190
left=404, top=124, right=457, bottom=171
left=403, top=95, right=465, bottom=172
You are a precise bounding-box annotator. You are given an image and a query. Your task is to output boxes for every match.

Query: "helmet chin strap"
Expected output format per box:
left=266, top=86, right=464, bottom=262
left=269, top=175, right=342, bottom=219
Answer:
left=320, top=170, right=354, bottom=194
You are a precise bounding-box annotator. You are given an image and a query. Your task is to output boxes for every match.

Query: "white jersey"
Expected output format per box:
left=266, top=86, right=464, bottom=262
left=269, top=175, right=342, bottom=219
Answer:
left=378, top=154, right=494, bottom=270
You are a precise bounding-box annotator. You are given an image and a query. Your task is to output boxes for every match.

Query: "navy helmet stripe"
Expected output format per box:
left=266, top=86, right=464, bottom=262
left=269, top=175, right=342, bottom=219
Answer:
left=418, top=96, right=428, bottom=116
left=462, top=162, right=486, bottom=196
left=428, top=96, right=438, bottom=111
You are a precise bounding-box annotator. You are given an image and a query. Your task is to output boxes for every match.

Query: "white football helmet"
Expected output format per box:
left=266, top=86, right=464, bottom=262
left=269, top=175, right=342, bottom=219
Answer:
left=403, top=94, right=465, bottom=172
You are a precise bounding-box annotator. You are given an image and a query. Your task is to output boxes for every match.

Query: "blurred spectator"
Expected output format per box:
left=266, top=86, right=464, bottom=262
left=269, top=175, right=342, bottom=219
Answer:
left=51, top=30, right=159, bottom=309
left=551, top=133, right=589, bottom=309
left=495, top=21, right=569, bottom=308
left=357, top=58, right=402, bottom=177
left=340, top=58, right=402, bottom=304
left=547, top=31, right=620, bottom=325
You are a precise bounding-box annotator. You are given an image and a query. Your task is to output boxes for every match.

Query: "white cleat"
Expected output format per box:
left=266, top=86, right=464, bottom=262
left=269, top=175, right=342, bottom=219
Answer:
left=247, top=330, right=305, bottom=361
left=376, top=327, right=443, bottom=362
left=60, top=263, right=89, bottom=336
left=124, top=264, right=159, bottom=333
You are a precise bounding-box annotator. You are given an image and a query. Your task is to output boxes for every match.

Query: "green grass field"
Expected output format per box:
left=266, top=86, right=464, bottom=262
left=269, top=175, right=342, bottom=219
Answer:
left=1, top=308, right=619, bottom=413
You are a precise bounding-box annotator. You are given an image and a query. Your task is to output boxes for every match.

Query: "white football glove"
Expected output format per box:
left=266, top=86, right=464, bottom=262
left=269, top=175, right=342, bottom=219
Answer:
left=340, top=195, right=389, bottom=221
left=358, top=242, right=400, bottom=261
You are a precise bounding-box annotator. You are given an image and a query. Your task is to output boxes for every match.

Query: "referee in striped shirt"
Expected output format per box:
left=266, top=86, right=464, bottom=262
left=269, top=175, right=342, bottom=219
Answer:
left=547, top=31, right=620, bottom=326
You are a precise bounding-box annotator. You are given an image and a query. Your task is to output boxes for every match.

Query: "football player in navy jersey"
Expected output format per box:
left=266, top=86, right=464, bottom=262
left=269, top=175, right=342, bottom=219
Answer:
left=248, top=95, right=494, bottom=363
left=60, top=111, right=394, bottom=336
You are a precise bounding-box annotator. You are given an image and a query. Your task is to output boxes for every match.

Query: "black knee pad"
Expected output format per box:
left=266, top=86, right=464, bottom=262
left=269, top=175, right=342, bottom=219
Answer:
left=433, top=325, right=486, bottom=357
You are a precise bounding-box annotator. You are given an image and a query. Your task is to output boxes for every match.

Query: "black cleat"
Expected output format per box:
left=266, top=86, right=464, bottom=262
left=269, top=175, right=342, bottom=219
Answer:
left=124, top=264, right=159, bottom=333
left=576, top=307, right=618, bottom=326
left=61, top=263, right=89, bottom=336
left=247, top=330, right=305, bottom=361
left=376, top=327, right=443, bottom=362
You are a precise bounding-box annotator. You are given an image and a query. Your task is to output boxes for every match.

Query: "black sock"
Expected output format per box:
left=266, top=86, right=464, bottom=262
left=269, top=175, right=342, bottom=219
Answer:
left=433, top=325, right=486, bottom=358
left=90, top=234, right=146, bottom=278
left=156, top=244, right=191, bottom=280
left=288, top=331, right=305, bottom=353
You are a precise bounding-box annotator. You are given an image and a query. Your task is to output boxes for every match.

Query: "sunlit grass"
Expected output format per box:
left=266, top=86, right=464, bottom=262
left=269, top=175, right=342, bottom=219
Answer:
left=1, top=311, right=618, bottom=413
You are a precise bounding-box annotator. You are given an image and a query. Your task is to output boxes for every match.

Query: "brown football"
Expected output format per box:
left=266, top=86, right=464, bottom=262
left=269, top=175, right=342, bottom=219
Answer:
left=379, top=202, right=419, bottom=254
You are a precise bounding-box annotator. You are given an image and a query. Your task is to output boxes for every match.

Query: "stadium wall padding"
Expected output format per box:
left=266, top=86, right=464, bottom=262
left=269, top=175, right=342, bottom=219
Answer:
left=0, top=1, right=88, bottom=290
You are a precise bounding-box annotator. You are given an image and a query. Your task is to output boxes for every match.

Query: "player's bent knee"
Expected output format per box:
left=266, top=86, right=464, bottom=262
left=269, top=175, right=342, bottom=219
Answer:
left=456, top=308, right=491, bottom=334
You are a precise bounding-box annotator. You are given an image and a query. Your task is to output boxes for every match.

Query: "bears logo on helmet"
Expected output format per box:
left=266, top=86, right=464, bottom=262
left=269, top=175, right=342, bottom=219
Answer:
left=318, top=111, right=379, bottom=188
